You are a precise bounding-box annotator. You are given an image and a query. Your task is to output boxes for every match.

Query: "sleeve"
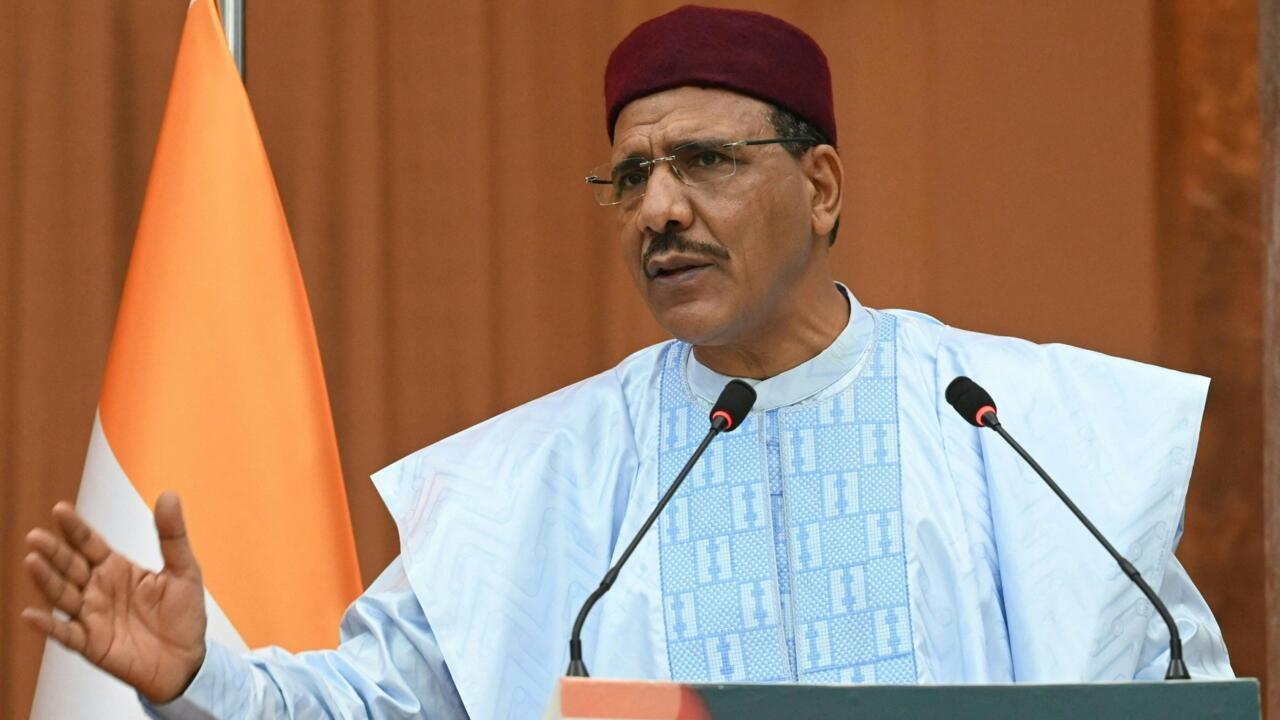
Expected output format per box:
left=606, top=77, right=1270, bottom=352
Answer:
left=143, top=557, right=467, bottom=719
left=1133, top=516, right=1233, bottom=680
left=933, top=322, right=1229, bottom=680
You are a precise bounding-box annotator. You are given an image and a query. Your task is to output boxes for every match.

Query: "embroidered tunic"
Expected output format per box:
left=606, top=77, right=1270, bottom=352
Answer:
left=149, top=289, right=1233, bottom=720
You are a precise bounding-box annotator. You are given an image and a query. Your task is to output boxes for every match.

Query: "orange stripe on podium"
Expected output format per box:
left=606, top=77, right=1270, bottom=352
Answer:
left=98, top=0, right=361, bottom=651
left=560, top=678, right=711, bottom=720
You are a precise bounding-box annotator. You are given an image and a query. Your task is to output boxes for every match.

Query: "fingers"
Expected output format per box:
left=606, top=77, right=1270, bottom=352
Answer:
left=21, top=608, right=88, bottom=653
left=26, top=527, right=92, bottom=587
left=154, top=492, right=199, bottom=577
left=24, top=552, right=85, bottom=616
left=51, top=502, right=113, bottom=566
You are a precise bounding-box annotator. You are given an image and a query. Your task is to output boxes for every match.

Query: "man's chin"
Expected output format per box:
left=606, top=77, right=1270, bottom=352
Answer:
left=651, top=305, right=735, bottom=347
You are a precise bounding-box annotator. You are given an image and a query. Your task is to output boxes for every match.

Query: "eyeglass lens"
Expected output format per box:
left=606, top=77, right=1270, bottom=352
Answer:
left=589, top=142, right=740, bottom=206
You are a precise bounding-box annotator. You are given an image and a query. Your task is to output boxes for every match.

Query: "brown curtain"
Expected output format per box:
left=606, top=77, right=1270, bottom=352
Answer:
left=1154, top=0, right=1265, bottom=696
left=1262, top=1, right=1280, bottom=715
left=1, top=1, right=1263, bottom=717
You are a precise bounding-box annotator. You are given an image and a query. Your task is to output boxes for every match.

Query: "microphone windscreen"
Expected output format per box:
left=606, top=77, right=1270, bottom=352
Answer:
left=710, top=379, right=757, bottom=432
left=945, top=376, right=997, bottom=427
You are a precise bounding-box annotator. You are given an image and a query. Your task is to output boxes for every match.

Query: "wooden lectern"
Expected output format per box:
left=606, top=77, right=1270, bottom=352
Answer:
left=544, top=677, right=1260, bottom=719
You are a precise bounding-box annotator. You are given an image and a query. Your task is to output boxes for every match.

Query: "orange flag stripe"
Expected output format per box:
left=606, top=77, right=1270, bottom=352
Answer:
left=99, top=0, right=362, bottom=650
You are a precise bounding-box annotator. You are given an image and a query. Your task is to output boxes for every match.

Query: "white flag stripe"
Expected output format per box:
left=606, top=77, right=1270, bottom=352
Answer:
left=30, top=411, right=248, bottom=719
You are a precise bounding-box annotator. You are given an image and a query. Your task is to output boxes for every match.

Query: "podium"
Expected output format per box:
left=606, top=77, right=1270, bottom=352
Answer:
left=544, top=677, right=1260, bottom=719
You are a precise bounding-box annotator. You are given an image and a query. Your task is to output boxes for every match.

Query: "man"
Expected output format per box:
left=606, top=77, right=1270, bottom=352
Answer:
left=22, top=5, right=1231, bottom=719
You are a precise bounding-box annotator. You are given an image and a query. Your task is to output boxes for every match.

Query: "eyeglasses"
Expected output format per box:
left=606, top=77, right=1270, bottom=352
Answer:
left=585, top=137, right=817, bottom=207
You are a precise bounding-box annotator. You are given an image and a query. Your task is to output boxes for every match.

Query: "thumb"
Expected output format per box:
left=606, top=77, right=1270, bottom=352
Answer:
left=154, top=492, right=200, bottom=578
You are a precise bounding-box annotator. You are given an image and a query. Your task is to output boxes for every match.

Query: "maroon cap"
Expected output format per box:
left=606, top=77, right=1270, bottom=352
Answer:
left=605, top=5, right=836, bottom=145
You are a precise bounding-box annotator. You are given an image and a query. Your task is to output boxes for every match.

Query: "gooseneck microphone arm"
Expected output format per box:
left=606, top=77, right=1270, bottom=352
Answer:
left=984, top=416, right=1189, bottom=680
left=565, top=423, right=720, bottom=677
left=566, top=379, right=757, bottom=678
left=945, top=376, right=1190, bottom=681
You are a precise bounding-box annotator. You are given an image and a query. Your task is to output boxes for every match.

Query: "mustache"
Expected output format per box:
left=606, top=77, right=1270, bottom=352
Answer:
left=642, top=231, right=731, bottom=279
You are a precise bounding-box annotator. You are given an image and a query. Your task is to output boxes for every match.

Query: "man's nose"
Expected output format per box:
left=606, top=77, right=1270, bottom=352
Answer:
left=636, top=161, right=694, bottom=236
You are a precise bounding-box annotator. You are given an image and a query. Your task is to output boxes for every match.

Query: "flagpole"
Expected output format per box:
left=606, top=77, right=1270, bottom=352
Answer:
left=221, top=0, right=244, bottom=77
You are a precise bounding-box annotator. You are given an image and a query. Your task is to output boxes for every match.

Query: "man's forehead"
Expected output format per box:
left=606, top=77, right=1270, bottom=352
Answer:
left=611, top=87, right=772, bottom=155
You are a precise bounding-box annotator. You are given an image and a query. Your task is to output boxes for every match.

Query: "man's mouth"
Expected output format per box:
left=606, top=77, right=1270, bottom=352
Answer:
left=645, top=255, right=716, bottom=281
left=649, top=263, right=711, bottom=280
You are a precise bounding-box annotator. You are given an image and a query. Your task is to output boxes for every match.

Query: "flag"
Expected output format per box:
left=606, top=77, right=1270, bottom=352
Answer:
left=30, top=0, right=363, bottom=715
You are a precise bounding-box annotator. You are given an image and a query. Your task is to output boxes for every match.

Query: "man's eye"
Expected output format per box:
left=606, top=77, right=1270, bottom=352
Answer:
left=692, top=151, right=727, bottom=168
left=616, top=171, right=647, bottom=189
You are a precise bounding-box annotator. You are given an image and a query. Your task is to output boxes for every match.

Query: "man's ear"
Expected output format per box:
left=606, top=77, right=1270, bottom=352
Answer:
left=804, top=145, right=843, bottom=240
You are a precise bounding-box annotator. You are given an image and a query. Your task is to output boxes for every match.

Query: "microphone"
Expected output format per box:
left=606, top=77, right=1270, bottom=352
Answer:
left=944, top=376, right=1191, bottom=680
left=565, top=379, right=758, bottom=677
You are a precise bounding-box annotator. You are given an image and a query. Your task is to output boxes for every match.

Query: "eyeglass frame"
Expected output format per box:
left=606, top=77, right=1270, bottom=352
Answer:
left=584, top=137, right=820, bottom=207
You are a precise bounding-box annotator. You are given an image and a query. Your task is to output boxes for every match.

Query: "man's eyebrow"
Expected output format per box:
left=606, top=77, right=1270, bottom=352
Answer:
left=666, top=137, right=732, bottom=152
left=610, top=154, right=649, bottom=173
left=609, top=149, right=649, bottom=166
left=611, top=136, right=733, bottom=163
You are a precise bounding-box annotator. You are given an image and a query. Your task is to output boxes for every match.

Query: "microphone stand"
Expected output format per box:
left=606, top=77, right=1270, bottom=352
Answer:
left=981, top=410, right=1190, bottom=680
left=566, top=420, right=726, bottom=677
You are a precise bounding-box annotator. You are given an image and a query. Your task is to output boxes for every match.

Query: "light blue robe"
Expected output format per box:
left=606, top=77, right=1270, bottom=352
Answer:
left=149, top=290, right=1231, bottom=719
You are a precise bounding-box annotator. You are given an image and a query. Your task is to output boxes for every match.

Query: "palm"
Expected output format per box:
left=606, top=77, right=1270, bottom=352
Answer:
left=80, top=552, right=206, bottom=695
left=23, top=493, right=208, bottom=703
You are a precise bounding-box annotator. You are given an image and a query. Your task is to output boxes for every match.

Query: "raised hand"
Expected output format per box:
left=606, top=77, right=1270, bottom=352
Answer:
left=22, top=492, right=208, bottom=703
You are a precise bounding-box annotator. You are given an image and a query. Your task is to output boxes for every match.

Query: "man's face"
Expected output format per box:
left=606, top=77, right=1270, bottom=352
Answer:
left=610, top=87, right=824, bottom=347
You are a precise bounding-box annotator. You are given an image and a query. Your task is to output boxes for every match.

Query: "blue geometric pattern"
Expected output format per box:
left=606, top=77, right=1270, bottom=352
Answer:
left=657, top=314, right=917, bottom=684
